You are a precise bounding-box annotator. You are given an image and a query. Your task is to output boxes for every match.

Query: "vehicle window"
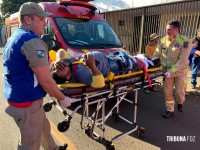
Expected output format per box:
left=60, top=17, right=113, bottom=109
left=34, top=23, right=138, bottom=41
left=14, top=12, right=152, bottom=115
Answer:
left=54, top=18, right=122, bottom=49
left=44, top=20, right=59, bottom=50
left=97, top=24, right=104, bottom=38
left=45, top=20, right=55, bottom=37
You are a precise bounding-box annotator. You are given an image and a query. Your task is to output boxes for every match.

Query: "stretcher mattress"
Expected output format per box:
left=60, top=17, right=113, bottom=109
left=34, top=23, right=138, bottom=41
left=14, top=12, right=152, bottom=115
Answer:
left=57, top=67, right=163, bottom=97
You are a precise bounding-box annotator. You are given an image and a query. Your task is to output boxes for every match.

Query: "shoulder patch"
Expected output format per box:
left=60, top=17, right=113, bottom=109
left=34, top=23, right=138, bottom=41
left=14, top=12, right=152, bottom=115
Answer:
left=183, top=42, right=189, bottom=49
left=36, top=50, right=45, bottom=58
left=174, top=43, right=180, bottom=48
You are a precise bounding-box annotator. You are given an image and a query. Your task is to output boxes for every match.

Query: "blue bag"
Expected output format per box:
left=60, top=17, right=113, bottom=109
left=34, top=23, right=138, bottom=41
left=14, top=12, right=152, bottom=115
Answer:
left=107, top=51, right=130, bottom=75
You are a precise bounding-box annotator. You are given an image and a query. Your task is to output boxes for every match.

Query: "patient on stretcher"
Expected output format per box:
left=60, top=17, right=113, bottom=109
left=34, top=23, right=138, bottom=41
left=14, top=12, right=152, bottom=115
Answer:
left=50, top=49, right=160, bottom=88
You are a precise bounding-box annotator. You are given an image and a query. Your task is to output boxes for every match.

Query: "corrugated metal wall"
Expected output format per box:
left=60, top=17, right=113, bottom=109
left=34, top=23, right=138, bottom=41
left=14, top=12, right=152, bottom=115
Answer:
left=102, top=0, right=200, bottom=55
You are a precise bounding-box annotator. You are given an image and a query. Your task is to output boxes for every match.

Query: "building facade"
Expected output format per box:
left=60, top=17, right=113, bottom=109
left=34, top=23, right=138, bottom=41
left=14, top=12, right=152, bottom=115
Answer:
left=101, top=0, right=200, bottom=55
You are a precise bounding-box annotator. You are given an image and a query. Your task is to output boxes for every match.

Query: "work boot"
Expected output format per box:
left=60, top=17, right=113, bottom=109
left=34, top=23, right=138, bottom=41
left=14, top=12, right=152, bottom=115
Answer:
left=177, top=104, right=183, bottom=112
left=59, top=144, right=68, bottom=150
left=162, top=111, right=174, bottom=118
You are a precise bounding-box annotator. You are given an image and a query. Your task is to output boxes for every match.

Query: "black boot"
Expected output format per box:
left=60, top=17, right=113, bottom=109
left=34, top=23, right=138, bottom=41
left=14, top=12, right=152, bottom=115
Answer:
left=59, top=144, right=68, bottom=150
left=162, top=111, right=174, bottom=118
left=177, top=104, right=183, bottom=112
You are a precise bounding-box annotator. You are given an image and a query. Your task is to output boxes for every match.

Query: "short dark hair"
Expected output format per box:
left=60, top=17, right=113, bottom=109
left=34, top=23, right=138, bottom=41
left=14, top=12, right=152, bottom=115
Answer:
left=49, top=61, right=72, bottom=84
left=51, top=72, right=67, bottom=84
left=19, top=15, right=34, bottom=24
left=167, top=19, right=180, bottom=31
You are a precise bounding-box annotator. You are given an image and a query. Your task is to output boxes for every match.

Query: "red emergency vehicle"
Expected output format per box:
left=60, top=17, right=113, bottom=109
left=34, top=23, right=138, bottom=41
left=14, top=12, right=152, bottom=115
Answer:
left=5, top=0, right=124, bottom=60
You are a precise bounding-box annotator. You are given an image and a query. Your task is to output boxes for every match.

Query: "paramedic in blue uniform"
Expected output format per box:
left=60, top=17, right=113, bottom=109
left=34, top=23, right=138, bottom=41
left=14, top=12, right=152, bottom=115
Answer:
left=3, top=2, right=74, bottom=150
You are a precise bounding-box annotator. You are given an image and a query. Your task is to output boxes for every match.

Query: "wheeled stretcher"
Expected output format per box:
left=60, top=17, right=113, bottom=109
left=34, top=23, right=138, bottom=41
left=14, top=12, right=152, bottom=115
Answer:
left=44, top=66, right=164, bottom=150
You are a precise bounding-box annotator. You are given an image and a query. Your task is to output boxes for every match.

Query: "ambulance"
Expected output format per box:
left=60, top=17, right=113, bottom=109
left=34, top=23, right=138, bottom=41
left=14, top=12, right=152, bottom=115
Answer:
left=5, top=0, right=125, bottom=61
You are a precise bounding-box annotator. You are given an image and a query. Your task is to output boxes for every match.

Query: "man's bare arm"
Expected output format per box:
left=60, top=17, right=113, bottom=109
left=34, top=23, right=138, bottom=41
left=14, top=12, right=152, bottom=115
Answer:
left=32, top=65, right=65, bottom=100
left=85, top=53, right=101, bottom=76
left=194, top=49, right=200, bottom=56
left=85, top=52, right=105, bottom=88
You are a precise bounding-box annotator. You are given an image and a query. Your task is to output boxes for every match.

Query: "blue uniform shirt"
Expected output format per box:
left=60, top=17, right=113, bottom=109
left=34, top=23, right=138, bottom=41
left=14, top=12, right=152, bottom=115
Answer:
left=3, top=26, right=48, bottom=104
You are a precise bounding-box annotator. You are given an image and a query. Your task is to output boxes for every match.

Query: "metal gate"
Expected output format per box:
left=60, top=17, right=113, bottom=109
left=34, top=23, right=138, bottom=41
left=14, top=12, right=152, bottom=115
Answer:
left=102, top=0, right=200, bottom=55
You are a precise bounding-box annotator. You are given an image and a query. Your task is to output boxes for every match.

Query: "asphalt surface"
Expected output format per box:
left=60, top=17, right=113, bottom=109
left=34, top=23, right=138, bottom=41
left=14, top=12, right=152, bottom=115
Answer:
left=0, top=46, right=200, bottom=150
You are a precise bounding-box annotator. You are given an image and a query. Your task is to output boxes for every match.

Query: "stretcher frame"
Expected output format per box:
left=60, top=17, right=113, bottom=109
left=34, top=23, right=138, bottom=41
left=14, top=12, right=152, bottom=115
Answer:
left=44, top=67, right=164, bottom=149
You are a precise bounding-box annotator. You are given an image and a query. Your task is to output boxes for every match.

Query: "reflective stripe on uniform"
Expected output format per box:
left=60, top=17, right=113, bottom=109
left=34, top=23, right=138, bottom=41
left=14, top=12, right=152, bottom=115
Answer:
left=165, top=100, right=175, bottom=104
left=176, top=37, right=184, bottom=45
left=170, top=64, right=176, bottom=72
left=161, top=62, right=166, bottom=67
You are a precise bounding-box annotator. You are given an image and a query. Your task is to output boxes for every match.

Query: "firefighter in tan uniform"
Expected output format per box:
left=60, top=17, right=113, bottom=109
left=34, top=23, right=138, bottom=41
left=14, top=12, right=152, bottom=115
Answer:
left=152, top=20, right=192, bottom=118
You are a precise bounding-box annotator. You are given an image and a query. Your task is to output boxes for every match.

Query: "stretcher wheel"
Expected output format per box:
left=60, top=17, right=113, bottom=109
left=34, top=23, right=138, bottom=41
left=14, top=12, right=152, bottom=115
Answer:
left=43, top=102, right=52, bottom=112
left=112, top=113, right=120, bottom=122
left=105, top=141, right=115, bottom=150
left=85, top=128, right=91, bottom=137
left=57, top=120, right=70, bottom=132
left=137, top=127, right=145, bottom=138
left=85, top=124, right=92, bottom=137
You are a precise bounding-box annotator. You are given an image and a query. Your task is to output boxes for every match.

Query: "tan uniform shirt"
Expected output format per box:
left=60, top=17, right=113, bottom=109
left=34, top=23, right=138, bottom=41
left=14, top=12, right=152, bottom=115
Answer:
left=153, top=35, right=191, bottom=77
left=20, top=25, right=49, bottom=68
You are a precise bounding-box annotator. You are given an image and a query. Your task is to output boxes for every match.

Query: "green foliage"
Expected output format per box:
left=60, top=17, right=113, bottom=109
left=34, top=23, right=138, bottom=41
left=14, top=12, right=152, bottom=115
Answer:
left=0, top=0, right=56, bottom=17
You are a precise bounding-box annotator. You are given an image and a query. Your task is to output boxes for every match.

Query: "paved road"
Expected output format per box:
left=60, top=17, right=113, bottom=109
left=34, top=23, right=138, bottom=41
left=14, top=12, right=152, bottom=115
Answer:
left=0, top=47, right=200, bottom=150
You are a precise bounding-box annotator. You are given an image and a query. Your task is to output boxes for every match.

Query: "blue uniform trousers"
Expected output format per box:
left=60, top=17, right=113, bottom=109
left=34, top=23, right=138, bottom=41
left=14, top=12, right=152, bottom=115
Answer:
left=191, top=57, right=200, bottom=85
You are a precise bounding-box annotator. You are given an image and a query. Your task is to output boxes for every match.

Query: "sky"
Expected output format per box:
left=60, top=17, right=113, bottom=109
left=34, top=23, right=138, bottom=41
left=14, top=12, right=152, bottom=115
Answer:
left=90, top=0, right=183, bottom=12
left=0, top=0, right=184, bottom=14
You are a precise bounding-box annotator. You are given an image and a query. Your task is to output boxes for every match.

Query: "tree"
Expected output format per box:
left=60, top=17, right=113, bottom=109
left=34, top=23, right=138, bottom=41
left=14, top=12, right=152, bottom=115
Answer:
left=0, top=0, right=56, bottom=17
left=0, top=16, right=3, bottom=29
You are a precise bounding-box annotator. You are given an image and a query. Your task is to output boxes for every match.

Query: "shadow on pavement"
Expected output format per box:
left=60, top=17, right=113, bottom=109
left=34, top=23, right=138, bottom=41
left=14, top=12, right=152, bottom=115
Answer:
left=60, top=86, right=200, bottom=150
